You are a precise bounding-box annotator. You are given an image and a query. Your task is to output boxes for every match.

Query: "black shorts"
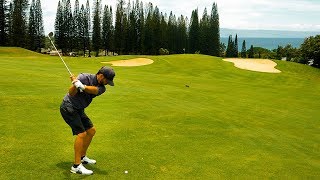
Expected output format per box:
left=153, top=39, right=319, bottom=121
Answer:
left=60, top=101, right=93, bottom=135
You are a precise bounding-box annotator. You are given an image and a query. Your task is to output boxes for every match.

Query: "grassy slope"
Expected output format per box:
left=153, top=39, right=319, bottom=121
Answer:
left=0, top=47, right=319, bottom=179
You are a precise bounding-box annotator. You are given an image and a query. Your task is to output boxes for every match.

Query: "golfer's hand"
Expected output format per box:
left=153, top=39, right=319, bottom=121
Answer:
left=73, top=80, right=86, bottom=90
left=70, top=75, right=77, bottom=82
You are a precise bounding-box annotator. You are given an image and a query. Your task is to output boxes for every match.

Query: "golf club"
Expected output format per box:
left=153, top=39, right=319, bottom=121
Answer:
left=48, top=32, right=82, bottom=92
left=48, top=32, right=73, bottom=76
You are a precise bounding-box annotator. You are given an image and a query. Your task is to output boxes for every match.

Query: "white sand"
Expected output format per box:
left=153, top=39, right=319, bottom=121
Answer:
left=101, top=58, right=154, bottom=67
left=223, top=58, right=281, bottom=73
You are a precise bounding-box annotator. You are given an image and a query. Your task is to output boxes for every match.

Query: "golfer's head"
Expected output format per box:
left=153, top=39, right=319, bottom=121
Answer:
left=97, top=66, right=115, bottom=86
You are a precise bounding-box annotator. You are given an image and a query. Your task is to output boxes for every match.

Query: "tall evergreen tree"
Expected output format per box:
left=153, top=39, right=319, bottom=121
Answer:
left=241, top=40, right=246, bottom=58
left=177, top=15, right=187, bottom=54
left=143, top=3, right=153, bottom=54
left=189, top=9, right=199, bottom=54
left=115, top=0, right=126, bottom=54
left=28, top=0, right=36, bottom=50
left=199, top=7, right=210, bottom=55
left=167, top=11, right=176, bottom=54
left=0, top=0, right=7, bottom=45
left=248, top=45, right=254, bottom=58
left=34, top=0, right=44, bottom=51
left=159, top=13, right=168, bottom=50
left=234, top=34, right=238, bottom=57
left=54, top=1, right=64, bottom=52
left=92, top=0, right=102, bottom=56
left=152, top=6, right=161, bottom=54
left=73, top=0, right=81, bottom=51
left=210, top=2, right=220, bottom=56
left=102, top=5, right=112, bottom=55
left=11, top=0, right=28, bottom=47
left=137, top=1, right=144, bottom=54
left=85, top=0, right=91, bottom=56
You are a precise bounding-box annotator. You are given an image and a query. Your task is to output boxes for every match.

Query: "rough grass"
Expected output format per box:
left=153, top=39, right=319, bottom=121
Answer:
left=0, top=47, right=319, bottom=179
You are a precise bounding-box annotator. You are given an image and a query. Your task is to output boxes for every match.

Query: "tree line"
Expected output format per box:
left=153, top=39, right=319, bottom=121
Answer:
left=0, top=0, right=44, bottom=51
left=53, top=0, right=220, bottom=57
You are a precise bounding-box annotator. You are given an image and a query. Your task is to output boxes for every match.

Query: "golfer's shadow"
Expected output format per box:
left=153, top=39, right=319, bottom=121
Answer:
left=56, top=162, right=108, bottom=178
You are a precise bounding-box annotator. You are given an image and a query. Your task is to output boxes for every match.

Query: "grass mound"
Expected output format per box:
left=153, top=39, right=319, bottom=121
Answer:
left=0, top=48, right=319, bottom=179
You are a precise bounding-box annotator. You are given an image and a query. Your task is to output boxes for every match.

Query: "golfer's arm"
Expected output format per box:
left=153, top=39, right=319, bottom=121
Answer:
left=83, top=86, right=99, bottom=95
left=68, top=85, right=77, bottom=96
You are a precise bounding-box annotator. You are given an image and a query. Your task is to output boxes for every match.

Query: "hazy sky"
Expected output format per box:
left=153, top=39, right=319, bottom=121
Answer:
left=41, top=0, right=320, bottom=34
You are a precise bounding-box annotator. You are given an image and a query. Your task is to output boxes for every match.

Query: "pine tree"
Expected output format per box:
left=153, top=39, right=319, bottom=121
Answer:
left=85, top=0, right=91, bottom=56
left=226, top=35, right=233, bottom=57
left=92, top=0, right=102, bottom=56
left=199, top=7, right=209, bottom=55
left=241, top=40, right=246, bottom=58
left=28, top=0, right=36, bottom=50
left=0, top=0, right=7, bottom=45
left=189, top=9, right=199, bottom=54
left=34, top=0, right=44, bottom=52
left=54, top=1, right=62, bottom=50
left=234, top=34, right=238, bottom=57
left=102, top=5, right=113, bottom=55
left=115, top=0, right=126, bottom=54
left=73, top=0, right=81, bottom=51
left=177, top=15, right=187, bottom=54
left=210, top=2, right=220, bottom=56
left=137, top=1, right=144, bottom=54
left=11, top=0, right=28, bottom=47
left=159, top=13, right=168, bottom=51
left=152, top=6, right=161, bottom=54
left=248, top=45, right=254, bottom=58
left=143, top=3, right=153, bottom=54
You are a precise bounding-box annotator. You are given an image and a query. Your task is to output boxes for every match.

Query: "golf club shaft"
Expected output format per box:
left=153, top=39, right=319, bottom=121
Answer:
left=48, top=36, right=73, bottom=76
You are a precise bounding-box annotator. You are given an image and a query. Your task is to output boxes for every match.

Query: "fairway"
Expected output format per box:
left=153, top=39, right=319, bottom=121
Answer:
left=0, top=47, right=319, bottom=179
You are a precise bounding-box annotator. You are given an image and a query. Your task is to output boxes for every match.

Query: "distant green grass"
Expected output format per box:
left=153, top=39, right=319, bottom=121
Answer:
left=0, top=47, right=319, bottom=179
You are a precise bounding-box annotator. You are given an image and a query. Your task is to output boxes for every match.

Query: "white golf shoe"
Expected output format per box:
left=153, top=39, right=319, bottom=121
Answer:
left=70, top=163, right=93, bottom=175
left=81, top=156, right=96, bottom=164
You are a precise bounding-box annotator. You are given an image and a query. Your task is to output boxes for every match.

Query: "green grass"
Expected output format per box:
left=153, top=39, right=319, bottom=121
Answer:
left=0, top=47, right=319, bottom=179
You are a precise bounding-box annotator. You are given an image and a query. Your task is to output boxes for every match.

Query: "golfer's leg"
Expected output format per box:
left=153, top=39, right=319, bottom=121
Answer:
left=74, top=131, right=87, bottom=165
left=82, top=127, right=96, bottom=156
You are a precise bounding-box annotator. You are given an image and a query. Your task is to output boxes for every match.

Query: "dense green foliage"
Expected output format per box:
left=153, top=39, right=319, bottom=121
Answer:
left=1, top=47, right=320, bottom=179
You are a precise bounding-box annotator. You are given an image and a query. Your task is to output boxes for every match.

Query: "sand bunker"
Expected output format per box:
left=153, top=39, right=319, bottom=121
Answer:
left=101, top=58, right=154, bottom=67
left=223, top=58, right=281, bottom=73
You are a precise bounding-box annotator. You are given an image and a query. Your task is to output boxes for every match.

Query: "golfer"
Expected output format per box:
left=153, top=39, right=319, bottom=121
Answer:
left=60, top=66, right=115, bottom=175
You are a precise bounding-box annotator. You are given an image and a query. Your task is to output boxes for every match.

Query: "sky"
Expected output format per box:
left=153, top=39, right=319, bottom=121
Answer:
left=41, top=0, right=320, bottom=34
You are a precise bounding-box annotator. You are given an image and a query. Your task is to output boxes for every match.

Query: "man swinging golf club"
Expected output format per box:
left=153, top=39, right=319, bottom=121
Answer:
left=60, top=66, right=115, bottom=175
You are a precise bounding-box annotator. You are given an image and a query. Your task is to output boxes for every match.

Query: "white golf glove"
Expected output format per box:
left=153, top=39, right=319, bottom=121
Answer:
left=72, top=80, right=86, bottom=91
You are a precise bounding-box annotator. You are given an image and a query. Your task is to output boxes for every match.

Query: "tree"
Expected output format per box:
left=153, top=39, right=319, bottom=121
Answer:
left=226, top=35, right=235, bottom=57
left=0, top=0, right=7, bottom=45
left=241, top=40, right=246, bottom=58
left=28, top=0, right=44, bottom=52
left=300, top=35, right=320, bottom=67
left=189, top=9, right=199, bottom=54
left=11, top=0, right=28, bottom=47
left=73, top=0, right=81, bottom=51
left=28, top=0, right=36, bottom=50
left=92, top=0, right=102, bottom=56
left=210, top=2, right=220, bottom=56
left=248, top=45, right=254, bottom=58
left=234, top=34, right=238, bottom=57
left=177, top=15, right=187, bottom=54
left=114, top=0, right=126, bottom=54
left=102, top=5, right=113, bottom=55
left=199, top=7, right=210, bottom=55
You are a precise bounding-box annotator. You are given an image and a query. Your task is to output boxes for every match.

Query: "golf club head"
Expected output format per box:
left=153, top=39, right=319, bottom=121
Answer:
left=48, top=32, right=54, bottom=38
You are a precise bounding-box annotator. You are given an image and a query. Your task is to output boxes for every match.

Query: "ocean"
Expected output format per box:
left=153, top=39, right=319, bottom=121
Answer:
left=220, top=37, right=305, bottom=50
